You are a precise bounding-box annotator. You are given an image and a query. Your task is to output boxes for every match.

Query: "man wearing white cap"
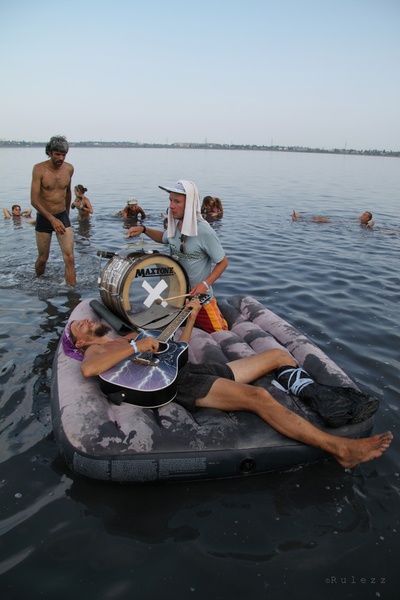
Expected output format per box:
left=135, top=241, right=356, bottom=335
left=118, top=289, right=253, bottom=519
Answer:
left=121, top=198, right=146, bottom=220
left=126, top=180, right=228, bottom=333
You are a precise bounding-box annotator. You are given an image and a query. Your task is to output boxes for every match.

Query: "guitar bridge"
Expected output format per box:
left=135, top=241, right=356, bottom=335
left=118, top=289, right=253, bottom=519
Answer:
left=132, top=356, right=160, bottom=367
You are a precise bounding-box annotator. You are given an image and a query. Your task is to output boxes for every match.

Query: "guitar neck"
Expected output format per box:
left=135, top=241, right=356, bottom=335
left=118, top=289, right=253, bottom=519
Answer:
left=156, top=307, right=192, bottom=343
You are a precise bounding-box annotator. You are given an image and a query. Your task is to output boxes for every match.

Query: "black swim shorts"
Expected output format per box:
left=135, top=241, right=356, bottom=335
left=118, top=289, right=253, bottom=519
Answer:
left=35, top=210, right=71, bottom=233
left=174, top=361, right=235, bottom=411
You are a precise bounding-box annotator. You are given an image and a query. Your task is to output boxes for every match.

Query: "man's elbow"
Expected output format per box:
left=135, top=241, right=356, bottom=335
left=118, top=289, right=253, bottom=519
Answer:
left=220, top=256, right=229, bottom=270
left=81, top=364, right=99, bottom=378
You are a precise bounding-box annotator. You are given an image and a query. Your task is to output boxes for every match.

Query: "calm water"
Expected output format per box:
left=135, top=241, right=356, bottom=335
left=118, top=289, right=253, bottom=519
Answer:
left=0, top=148, right=399, bottom=600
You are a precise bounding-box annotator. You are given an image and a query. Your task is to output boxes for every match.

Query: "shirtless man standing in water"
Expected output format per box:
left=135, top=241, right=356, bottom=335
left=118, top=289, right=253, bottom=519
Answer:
left=31, top=135, right=76, bottom=285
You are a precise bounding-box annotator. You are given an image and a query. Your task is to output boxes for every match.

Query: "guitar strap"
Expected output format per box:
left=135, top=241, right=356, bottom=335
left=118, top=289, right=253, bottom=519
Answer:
left=133, top=308, right=181, bottom=328
left=91, top=299, right=182, bottom=331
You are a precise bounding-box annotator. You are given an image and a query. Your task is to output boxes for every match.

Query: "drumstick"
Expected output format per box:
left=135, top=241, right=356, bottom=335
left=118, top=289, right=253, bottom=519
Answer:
left=155, top=293, right=192, bottom=305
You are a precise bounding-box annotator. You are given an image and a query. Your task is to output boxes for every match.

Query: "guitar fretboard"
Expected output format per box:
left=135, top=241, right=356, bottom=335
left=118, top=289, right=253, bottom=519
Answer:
left=155, top=293, right=209, bottom=343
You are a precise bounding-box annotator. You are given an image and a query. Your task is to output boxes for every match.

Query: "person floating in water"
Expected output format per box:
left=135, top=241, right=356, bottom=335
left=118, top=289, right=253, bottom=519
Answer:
left=71, top=185, right=93, bottom=220
left=121, top=199, right=146, bottom=221
left=292, top=210, right=374, bottom=226
left=3, top=205, right=35, bottom=224
left=201, top=196, right=223, bottom=217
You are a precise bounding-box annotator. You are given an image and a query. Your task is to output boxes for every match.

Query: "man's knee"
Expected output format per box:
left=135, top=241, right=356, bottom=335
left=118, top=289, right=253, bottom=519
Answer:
left=63, top=254, right=75, bottom=270
left=36, top=254, right=48, bottom=266
left=247, top=386, right=272, bottom=408
left=265, top=348, right=295, bottom=368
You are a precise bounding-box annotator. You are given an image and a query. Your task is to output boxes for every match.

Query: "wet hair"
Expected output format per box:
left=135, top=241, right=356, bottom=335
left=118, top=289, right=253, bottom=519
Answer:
left=45, top=135, right=69, bottom=156
left=75, top=184, right=88, bottom=193
left=365, top=211, right=373, bottom=221
left=11, top=204, right=21, bottom=211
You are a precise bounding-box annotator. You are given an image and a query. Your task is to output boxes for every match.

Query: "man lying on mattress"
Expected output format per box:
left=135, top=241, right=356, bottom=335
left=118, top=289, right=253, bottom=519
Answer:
left=62, top=298, right=392, bottom=469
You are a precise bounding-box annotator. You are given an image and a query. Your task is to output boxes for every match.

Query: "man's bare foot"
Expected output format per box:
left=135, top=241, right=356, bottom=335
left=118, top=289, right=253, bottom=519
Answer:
left=335, top=431, right=393, bottom=468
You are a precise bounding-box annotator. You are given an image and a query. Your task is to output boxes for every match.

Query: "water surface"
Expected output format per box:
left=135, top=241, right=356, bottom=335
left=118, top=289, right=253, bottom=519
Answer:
left=0, top=148, right=399, bottom=599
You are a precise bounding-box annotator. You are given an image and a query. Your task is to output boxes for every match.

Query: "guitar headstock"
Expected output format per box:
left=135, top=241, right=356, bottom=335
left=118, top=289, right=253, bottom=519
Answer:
left=192, top=293, right=211, bottom=306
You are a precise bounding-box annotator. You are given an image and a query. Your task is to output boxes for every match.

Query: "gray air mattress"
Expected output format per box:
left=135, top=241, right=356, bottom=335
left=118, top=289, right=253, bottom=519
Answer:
left=51, top=295, right=375, bottom=483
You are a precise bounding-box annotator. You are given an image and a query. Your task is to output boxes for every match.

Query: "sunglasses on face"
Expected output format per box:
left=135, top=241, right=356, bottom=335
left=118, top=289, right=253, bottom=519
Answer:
left=180, top=234, right=186, bottom=254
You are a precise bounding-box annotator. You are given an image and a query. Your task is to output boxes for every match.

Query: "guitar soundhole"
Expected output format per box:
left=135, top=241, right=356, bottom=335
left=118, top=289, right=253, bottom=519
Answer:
left=156, top=341, right=169, bottom=354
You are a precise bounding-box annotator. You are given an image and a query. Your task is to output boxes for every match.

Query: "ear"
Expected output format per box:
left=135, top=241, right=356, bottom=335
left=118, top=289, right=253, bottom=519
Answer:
left=75, top=340, right=85, bottom=349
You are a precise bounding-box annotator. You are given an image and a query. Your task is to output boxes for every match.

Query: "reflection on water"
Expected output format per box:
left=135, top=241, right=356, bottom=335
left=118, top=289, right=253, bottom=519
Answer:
left=0, top=148, right=399, bottom=598
left=76, top=218, right=92, bottom=240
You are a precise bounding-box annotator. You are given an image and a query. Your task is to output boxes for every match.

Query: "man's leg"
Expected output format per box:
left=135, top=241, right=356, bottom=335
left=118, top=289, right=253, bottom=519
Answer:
left=35, top=232, right=51, bottom=277
left=227, top=348, right=296, bottom=384
left=195, top=377, right=392, bottom=468
left=57, top=227, right=76, bottom=285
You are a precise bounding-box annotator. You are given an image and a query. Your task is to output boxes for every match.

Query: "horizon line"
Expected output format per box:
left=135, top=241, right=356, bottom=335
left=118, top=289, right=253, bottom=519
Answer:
left=0, top=139, right=398, bottom=156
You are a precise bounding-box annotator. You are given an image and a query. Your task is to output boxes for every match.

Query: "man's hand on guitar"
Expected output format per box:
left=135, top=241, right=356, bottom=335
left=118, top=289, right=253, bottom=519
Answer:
left=185, top=298, right=202, bottom=324
left=136, top=337, right=160, bottom=354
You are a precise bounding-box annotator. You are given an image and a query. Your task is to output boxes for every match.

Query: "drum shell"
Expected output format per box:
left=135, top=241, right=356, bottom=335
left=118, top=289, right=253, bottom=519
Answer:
left=99, top=252, right=189, bottom=329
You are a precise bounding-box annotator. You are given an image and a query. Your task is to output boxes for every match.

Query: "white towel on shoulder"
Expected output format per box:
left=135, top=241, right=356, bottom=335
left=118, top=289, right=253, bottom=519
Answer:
left=167, top=180, right=204, bottom=238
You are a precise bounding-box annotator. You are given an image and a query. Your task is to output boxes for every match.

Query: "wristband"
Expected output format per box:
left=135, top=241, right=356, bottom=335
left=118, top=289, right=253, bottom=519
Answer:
left=129, top=340, right=138, bottom=353
left=142, top=226, right=146, bottom=235
left=202, top=281, right=209, bottom=290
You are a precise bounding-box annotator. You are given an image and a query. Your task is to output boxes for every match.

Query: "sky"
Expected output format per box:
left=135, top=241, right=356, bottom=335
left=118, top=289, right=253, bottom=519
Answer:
left=1, top=0, right=399, bottom=150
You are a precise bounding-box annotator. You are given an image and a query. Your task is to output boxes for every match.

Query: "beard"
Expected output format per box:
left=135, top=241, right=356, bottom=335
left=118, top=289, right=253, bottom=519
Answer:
left=93, top=323, right=112, bottom=337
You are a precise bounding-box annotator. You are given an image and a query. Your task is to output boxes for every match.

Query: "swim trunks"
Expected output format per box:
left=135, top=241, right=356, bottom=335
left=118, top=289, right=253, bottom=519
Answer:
left=195, top=298, right=228, bottom=333
left=174, top=361, right=235, bottom=411
left=35, top=210, right=71, bottom=233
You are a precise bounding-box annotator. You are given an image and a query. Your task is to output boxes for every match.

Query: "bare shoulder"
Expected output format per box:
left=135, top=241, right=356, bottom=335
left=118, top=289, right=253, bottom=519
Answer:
left=65, top=161, right=74, bottom=175
left=32, top=160, right=48, bottom=174
left=84, top=341, right=111, bottom=357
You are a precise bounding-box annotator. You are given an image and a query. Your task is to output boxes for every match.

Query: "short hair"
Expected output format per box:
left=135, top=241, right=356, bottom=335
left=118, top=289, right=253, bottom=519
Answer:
left=46, top=135, right=69, bottom=156
left=12, top=204, right=21, bottom=211
left=365, top=211, right=373, bottom=221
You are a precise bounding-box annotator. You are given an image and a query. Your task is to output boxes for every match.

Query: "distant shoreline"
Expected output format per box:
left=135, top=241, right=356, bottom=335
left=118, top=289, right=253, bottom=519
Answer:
left=0, top=140, right=398, bottom=158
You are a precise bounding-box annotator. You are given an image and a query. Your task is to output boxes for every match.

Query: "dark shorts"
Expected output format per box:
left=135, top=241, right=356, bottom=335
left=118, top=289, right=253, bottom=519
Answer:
left=35, top=210, right=71, bottom=233
left=175, top=361, right=235, bottom=411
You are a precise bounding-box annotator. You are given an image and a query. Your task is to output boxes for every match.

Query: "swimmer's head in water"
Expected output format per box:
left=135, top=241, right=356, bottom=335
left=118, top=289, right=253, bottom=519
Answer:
left=45, top=135, right=69, bottom=156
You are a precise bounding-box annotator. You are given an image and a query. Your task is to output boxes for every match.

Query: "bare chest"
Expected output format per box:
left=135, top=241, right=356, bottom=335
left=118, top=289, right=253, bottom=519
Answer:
left=41, top=166, right=70, bottom=191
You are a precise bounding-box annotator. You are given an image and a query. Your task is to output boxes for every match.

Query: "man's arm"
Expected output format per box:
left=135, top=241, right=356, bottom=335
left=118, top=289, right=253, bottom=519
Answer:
left=66, top=184, right=72, bottom=213
left=30, top=165, right=46, bottom=215
left=126, top=225, right=164, bottom=243
left=65, top=165, right=74, bottom=212
left=190, top=255, right=229, bottom=296
left=80, top=335, right=160, bottom=378
left=177, top=299, right=202, bottom=344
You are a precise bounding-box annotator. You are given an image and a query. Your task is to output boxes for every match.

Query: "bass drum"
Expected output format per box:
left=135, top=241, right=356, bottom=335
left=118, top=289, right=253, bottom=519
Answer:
left=99, top=252, right=189, bottom=330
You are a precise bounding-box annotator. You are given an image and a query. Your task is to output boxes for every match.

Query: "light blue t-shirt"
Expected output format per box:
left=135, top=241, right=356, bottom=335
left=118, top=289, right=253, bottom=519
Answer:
left=162, top=221, right=225, bottom=294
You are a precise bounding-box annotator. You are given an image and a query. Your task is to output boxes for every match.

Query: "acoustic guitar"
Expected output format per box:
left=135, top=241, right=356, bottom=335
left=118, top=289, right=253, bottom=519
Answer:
left=99, top=294, right=210, bottom=408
